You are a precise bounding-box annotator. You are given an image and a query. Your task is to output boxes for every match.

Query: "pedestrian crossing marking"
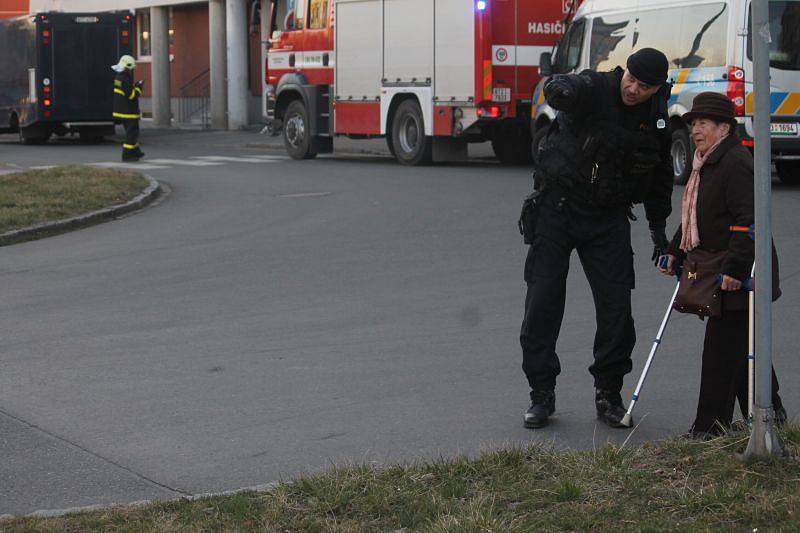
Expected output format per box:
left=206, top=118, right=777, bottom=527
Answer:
left=193, top=156, right=281, bottom=163
left=90, top=162, right=170, bottom=170
left=145, top=158, right=224, bottom=166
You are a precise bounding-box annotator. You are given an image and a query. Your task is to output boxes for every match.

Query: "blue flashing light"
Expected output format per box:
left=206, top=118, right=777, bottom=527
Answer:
left=477, top=1, right=487, bottom=11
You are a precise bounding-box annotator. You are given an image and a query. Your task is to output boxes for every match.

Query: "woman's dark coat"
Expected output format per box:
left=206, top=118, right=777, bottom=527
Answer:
left=666, top=134, right=780, bottom=311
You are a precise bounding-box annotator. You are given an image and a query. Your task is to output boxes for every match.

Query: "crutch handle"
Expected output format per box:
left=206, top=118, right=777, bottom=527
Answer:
left=717, top=274, right=754, bottom=291
left=658, top=255, right=682, bottom=278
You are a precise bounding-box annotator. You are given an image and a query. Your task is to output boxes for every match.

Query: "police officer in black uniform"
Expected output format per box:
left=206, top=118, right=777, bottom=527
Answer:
left=112, top=54, right=145, bottom=162
left=520, top=48, right=674, bottom=429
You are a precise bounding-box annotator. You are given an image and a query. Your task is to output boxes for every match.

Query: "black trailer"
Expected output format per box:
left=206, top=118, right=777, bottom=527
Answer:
left=0, top=11, right=134, bottom=143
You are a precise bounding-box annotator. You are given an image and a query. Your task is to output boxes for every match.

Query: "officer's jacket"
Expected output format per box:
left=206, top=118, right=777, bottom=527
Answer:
left=113, top=70, right=141, bottom=120
left=537, top=67, right=673, bottom=229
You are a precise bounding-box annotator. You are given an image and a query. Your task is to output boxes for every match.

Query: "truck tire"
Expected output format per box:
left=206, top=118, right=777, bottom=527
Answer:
left=492, top=122, right=533, bottom=165
left=776, top=161, right=800, bottom=185
left=19, top=127, right=51, bottom=145
left=671, top=128, right=692, bottom=185
left=283, top=99, right=318, bottom=160
left=391, top=99, right=432, bottom=165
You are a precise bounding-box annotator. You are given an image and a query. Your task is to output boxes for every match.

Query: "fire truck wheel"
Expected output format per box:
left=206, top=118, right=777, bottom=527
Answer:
left=283, top=100, right=318, bottom=160
left=391, top=99, right=432, bottom=165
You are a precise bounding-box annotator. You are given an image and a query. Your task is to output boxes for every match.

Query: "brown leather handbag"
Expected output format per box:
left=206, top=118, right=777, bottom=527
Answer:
left=673, top=249, right=726, bottom=318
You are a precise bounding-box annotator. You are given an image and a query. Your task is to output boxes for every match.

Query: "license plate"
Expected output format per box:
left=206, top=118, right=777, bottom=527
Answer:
left=770, top=123, right=799, bottom=136
left=493, top=88, right=511, bottom=103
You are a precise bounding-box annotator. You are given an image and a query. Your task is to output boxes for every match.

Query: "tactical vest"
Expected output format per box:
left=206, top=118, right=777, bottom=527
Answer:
left=537, top=68, right=669, bottom=208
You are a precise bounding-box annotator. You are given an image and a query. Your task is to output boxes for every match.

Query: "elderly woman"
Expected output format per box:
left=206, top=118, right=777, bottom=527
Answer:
left=660, top=92, right=786, bottom=437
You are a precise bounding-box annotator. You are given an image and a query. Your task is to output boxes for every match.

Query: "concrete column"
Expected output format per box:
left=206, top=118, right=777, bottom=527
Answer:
left=151, top=6, right=171, bottom=127
left=209, top=0, right=228, bottom=129
left=226, top=0, right=249, bottom=130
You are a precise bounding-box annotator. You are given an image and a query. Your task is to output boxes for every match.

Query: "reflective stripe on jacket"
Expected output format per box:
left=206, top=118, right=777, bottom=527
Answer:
left=113, top=71, right=141, bottom=119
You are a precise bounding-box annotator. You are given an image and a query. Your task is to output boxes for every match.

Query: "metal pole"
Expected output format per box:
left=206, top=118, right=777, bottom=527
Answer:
left=151, top=6, right=172, bottom=128
left=745, top=0, right=781, bottom=458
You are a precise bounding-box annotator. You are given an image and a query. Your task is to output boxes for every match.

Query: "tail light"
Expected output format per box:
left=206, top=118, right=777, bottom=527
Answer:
left=477, top=106, right=502, bottom=118
left=42, top=77, right=52, bottom=107
left=121, top=29, right=130, bottom=46
left=43, top=98, right=52, bottom=107
left=42, top=29, right=50, bottom=45
left=727, top=66, right=746, bottom=117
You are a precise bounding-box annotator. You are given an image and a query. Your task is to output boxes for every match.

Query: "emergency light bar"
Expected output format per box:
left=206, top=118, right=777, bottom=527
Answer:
left=476, top=1, right=487, bottom=10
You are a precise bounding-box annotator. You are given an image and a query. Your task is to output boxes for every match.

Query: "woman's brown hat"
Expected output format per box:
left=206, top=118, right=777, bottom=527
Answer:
left=682, top=92, right=738, bottom=127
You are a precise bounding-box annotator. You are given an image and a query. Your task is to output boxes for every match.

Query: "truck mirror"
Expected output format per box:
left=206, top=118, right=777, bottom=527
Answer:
left=539, top=52, right=553, bottom=77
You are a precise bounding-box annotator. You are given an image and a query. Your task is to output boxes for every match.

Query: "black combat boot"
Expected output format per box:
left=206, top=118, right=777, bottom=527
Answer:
left=524, top=390, right=555, bottom=429
left=596, top=389, right=628, bottom=428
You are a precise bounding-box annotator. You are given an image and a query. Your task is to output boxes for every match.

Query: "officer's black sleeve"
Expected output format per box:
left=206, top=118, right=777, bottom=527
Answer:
left=643, top=131, right=674, bottom=230
left=543, top=70, right=602, bottom=115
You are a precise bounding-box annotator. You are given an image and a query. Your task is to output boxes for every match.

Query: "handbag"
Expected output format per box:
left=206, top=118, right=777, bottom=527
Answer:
left=673, top=249, right=726, bottom=318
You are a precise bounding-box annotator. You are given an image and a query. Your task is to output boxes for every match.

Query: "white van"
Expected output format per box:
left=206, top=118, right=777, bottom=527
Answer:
left=530, top=0, right=800, bottom=185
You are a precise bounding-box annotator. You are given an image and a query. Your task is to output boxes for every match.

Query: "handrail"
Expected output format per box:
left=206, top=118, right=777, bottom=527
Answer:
left=177, top=69, right=210, bottom=128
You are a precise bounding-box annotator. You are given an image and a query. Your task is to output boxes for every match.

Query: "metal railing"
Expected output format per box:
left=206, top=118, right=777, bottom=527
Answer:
left=177, top=68, right=210, bottom=128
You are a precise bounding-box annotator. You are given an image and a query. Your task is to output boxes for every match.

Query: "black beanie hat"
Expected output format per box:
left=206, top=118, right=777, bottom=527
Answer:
left=626, top=48, right=669, bottom=85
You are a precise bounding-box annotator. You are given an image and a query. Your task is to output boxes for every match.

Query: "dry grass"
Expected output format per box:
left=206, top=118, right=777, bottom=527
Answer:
left=4, top=425, right=800, bottom=531
left=0, top=165, right=148, bottom=234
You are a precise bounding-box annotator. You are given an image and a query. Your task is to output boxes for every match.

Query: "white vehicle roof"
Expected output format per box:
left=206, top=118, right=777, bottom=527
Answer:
left=575, top=0, right=734, bottom=19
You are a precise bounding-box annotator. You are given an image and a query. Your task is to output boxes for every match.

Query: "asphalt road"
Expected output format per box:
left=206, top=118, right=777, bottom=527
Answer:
left=1, top=129, right=798, bottom=515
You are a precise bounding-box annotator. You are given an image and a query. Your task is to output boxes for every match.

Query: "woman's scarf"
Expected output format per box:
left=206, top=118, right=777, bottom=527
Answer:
left=680, top=134, right=729, bottom=252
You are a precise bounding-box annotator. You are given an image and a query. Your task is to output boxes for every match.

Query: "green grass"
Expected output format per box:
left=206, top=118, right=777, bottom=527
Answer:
left=4, top=426, right=800, bottom=531
left=0, top=165, right=148, bottom=234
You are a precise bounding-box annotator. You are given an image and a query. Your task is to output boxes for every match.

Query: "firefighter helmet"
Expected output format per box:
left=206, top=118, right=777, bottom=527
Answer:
left=111, top=55, right=136, bottom=73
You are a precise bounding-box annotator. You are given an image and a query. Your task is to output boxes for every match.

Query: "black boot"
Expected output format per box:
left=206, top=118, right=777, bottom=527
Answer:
left=524, top=390, right=555, bottom=429
left=596, top=389, right=628, bottom=428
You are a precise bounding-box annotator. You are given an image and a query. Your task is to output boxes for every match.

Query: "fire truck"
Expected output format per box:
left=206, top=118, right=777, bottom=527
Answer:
left=264, top=0, right=571, bottom=164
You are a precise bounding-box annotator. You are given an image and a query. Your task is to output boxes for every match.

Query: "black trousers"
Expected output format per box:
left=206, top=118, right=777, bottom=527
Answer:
left=122, top=120, right=140, bottom=158
left=520, top=192, right=636, bottom=393
left=693, top=310, right=782, bottom=434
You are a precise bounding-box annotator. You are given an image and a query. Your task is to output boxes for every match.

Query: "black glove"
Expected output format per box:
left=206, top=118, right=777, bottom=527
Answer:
left=544, top=75, right=580, bottom=111
left=650, top=227, right=669, bottom=265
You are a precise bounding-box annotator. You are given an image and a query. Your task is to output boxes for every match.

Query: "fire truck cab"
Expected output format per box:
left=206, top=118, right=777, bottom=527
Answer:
left=264, top=0, right=569, bottom=165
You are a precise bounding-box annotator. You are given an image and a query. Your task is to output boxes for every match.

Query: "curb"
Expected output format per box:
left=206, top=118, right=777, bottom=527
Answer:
left=0, top=174, right=162, bottom=247
left=0, top=482, right=280, bottom=521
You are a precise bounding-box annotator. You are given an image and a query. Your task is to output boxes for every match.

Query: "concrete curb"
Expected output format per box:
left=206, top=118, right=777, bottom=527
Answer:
left=0, top=174, right=162, bottom=247
left=0, top=482, right=280, bottom=521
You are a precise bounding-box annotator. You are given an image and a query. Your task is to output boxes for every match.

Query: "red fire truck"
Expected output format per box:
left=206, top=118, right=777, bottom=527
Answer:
left=264, top=0, right=572, bottom=164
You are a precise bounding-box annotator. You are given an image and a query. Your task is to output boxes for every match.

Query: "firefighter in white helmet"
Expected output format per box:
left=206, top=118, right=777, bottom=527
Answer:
left=111, top=55, right=145, bottom=161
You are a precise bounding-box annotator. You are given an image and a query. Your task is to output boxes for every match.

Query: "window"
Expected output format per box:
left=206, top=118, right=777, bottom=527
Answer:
left=138, top=10, right=151, bottom=57
left=748, top=2, right=800, bottom=71
left=282, top=0, right=306, bottom=31
left=589, top=4, right=728, bottom=71
left=136, top=9, right=174, bottom=59
left=553, top=19, right=585, bottom=73
left=589, top=14, right=634, bottom=71
left=309, top=0, right=328, bottom=29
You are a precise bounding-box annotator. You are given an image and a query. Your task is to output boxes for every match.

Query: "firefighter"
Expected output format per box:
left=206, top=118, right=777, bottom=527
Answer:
left=519, top=48, right=674, bottom=429
left=111, top=55, right=144, bottom=162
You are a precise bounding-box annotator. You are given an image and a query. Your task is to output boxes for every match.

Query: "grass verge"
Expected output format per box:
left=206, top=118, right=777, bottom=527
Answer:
left=3, top=426, right=800, bottom=531
left=0, top=165, right=149, bottom=235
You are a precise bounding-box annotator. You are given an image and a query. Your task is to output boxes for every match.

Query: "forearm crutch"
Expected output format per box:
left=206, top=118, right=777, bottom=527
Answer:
left=730, top=225, right=756, bottom=423
left=621, top=257, right=680, bottom=428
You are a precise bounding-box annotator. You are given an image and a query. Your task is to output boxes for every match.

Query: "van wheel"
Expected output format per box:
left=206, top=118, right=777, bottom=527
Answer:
left=531, top=123, right=550, bottom=164
left=776, top=161, right=800, bottom=185
left=492, top=123, right=533, bottom=165
left=391, top=99, right=432, bottom=165
left=283, top=100, right=318, bottom=160
left=671, top=128, right=692, bottom=185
